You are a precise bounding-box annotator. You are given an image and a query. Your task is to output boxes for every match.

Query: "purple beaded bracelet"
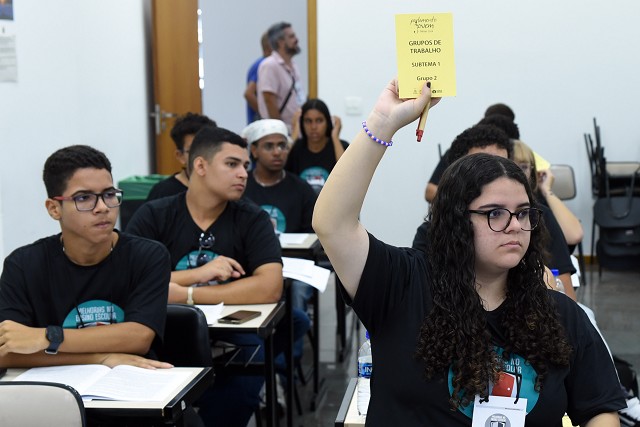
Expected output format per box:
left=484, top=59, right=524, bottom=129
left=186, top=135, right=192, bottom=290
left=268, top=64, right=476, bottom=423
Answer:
left=362, top=121, right=393, bottom=147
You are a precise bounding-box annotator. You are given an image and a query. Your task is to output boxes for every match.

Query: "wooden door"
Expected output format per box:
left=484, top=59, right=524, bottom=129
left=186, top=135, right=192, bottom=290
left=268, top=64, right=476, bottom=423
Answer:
left=151, top=0, right=201, bottom=174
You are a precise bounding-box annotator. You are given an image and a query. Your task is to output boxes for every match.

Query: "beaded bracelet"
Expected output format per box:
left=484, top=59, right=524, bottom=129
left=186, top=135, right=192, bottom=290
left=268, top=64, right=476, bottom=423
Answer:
left=362, top=121, right=393, bottom=147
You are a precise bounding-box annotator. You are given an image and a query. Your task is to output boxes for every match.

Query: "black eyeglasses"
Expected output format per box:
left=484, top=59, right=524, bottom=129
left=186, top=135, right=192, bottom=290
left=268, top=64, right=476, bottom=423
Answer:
left=190, top=232, right=215, bottom=268
left=53, top=189, right=123, bottom=212
left=468, top=207, right=542, bottom=232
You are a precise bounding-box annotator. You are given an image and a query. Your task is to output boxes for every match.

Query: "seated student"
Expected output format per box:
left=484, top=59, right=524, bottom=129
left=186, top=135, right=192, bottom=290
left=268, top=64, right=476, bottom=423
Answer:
left=147, top=112, right=217, bottom=201
left=412, top=124, right=577, bottom=300
left=0, top=145, right=171, bottom=370
left=243, top=119, right=317, bottom=310
left=286, top=98, right=349, bottom=193
left=424, top=112, right=520, bottom=203
left=313, top=80, right=625, bottom=425
left=512, top=140, right=584, bottom=248
left=126, top=126, right=285, bottom=427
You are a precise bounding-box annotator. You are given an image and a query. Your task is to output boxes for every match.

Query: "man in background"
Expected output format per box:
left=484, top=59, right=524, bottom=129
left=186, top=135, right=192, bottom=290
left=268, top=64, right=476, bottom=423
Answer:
left=257, top=22, right=305, bottom=132
left=244, top=32, right=272, bottom=124
left=147, top=112, right=217, bottom=200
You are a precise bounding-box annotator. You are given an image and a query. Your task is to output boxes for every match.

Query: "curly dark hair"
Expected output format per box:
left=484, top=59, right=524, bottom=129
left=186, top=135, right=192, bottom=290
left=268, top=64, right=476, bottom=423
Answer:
left=484, top=103, right=515, bottom=121
left=416, top=153, right=571, bottom=409
left=478, top=114, right=520, bottom=139
left=446, top=124, right=514, bottom=165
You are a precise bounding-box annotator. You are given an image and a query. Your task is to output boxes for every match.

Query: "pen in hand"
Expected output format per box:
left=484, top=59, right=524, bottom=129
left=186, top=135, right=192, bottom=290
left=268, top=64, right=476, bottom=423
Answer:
left=416, top=81, right=432, bottom=142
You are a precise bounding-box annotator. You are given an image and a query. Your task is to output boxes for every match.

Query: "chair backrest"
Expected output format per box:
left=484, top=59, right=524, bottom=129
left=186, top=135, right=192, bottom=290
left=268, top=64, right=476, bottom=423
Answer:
left=549, top=164, right=576, bottom=200
left=0, top=381, right=86, bottom=426
left=161, top=303, right=213, bottom=367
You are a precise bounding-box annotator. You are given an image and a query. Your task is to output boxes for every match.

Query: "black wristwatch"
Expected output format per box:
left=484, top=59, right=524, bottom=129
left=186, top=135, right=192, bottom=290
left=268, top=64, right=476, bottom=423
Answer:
left=45, top=325, right=64, bottom=355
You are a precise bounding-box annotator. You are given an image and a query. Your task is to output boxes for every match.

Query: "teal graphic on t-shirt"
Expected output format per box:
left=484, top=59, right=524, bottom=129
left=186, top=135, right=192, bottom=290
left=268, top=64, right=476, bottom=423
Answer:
left=262, top=204, right=286, bottom=233
left=176, top=250, right=219, bottom=271
left=300, top=167, right=329, bottom=193
left=448, top=346, right=540, bottom=417
left=62, top=300, right=124, bottom=328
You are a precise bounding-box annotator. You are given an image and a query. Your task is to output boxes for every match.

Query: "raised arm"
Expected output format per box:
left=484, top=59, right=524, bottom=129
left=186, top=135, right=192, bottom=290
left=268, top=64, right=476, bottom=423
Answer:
left=330, top=116, right=346, bottom=161
left=313, top=80, right=437, bottom=299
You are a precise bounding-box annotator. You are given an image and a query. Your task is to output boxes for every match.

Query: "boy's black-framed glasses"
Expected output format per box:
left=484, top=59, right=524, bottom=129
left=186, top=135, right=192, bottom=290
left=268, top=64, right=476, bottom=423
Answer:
left=468, top=207, right=542, bottom=232
left=53, top=189, right=124, bottom=212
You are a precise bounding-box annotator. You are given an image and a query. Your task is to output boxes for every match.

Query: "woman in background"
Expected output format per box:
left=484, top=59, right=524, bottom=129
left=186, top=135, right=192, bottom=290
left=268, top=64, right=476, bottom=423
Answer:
left=286, top=98, right=349, bottom=193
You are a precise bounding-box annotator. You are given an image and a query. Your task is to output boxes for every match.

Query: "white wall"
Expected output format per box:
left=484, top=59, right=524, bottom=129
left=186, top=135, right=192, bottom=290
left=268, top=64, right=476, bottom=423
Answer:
left=0, top=1, right=151, bottom=260
left=317, top=0, right=640, bottom=250
left=1, top=1, right=639, bottom=260
left=200, top=0, right=308, bottom=134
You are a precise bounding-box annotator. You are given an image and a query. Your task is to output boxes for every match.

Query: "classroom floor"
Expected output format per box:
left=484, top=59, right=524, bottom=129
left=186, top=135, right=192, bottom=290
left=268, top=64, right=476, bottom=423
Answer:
left=277, top=264, right=639, bottom=427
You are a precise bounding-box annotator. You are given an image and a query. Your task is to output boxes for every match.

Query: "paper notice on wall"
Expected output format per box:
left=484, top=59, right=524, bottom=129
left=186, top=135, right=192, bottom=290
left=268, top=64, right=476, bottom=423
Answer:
left=395, top=13, right=456, bottom=98
left=0, top=35, right=17, bottom=82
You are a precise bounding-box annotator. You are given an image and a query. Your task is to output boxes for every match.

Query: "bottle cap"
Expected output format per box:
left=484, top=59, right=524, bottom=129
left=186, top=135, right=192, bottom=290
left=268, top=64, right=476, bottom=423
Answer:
left=550, top=268, right=560, bottom=276
left=365, top=330, right=370, bottom=340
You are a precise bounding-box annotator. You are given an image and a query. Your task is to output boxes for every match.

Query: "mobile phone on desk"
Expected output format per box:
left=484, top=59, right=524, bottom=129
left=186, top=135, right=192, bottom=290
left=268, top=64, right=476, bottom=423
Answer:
left=217, top=310, right=261, bottom=324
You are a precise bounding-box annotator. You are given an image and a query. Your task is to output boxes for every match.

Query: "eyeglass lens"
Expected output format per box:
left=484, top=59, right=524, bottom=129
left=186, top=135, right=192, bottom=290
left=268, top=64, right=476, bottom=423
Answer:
left=488, top=208, right=539, bottom=232
left=262, top=142, right=289, bottom=152
left=75, top=191, right=123, bottom=211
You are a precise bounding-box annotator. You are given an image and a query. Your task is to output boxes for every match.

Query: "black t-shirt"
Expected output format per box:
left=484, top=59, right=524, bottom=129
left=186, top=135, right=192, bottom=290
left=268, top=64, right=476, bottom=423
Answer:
left=285, top=138, right=349, bottom=193
left=412, top=205, right=575, bottom=276
left=0, top=232, right=170, bottom=339
left=126, top=192, right=281, bottom=274
left=428, top=151, right=450, bottom=186
left=147, top=174, right=187, bottom=201
left=244, top=172, right=317, bottom=233
left=342, top=233, right=624, bottom=426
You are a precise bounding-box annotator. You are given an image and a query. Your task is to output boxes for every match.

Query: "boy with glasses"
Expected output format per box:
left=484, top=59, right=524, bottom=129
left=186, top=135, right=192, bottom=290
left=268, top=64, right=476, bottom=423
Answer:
left=0, top=145, right=171, bottom=369
left=126, top=126, right=283, bottom=426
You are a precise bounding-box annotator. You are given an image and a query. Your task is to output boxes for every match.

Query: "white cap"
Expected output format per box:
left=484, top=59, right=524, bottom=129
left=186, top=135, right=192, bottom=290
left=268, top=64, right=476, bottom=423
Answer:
left=241, top=119, right=290, bottom=145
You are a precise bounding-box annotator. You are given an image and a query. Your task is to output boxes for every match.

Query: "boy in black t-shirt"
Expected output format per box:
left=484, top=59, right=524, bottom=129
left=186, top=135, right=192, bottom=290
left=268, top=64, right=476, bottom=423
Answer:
left=0, top=145, right=171, bottom=370
left=127, top=126, right=285, bottom=427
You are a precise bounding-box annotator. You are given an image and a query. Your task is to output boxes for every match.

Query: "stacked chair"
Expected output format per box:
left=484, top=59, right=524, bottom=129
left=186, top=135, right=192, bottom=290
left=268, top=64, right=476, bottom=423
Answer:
left=585, top=118, right=640, bottom=275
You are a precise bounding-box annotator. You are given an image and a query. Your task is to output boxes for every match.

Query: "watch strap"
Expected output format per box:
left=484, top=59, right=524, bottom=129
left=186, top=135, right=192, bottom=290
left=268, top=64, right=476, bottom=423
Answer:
left=187, top=287, right=195, bottom=305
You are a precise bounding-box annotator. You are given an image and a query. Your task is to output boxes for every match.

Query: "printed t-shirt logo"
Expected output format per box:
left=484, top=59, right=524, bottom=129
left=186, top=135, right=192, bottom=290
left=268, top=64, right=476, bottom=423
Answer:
left=448, top=346, right=540, bottom=418
left=262, top=205, right=286, bottom=233
left=62, top=300, right=124, bottom=328
left=300, top=167, right=329, bottom=193
left=176, top=250, right=219, bottom=271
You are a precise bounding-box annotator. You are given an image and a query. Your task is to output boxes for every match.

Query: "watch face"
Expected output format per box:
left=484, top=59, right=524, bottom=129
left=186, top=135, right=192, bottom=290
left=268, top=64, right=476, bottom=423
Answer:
left=47, top=326, right=63, bottom=343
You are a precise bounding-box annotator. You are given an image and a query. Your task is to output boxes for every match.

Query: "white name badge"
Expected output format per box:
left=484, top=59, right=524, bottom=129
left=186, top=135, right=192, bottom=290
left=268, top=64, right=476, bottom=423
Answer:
left=471, top=395, right=527, bottom=427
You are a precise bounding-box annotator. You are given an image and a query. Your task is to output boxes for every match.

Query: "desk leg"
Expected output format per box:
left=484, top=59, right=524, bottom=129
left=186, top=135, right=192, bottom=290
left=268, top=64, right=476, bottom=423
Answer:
left=265, top=335, right=277, bottom=427
left=285, top=280, right=294, bottom=427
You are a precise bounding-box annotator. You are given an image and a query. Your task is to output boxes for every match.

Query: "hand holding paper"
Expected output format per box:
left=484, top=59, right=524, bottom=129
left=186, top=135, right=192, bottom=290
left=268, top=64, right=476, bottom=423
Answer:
left=395, top=13, right=456, bottom=141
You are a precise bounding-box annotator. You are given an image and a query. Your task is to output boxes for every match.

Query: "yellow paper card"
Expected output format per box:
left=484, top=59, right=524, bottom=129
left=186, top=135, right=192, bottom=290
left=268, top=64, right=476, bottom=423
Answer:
left=395, top=13, right=456, bottom=98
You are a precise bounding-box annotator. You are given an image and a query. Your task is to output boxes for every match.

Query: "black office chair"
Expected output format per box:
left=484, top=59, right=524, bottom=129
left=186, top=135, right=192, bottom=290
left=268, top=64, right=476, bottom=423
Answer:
left=161, top=304, right=213, bottom=367
left=160, top=304, right=213, bottom=427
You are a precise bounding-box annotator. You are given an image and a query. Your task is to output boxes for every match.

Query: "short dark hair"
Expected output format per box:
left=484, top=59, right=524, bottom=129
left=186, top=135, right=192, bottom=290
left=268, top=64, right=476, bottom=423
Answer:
left=300, top=98, right=333, bottom=140
left=170, top=113, right=217, bottom=151
left=447, top=124, right=513, bottom=165
left=188, top=126, right=248, bottom=170
left=484, top=103, right=515, bottom=121
left=43, top=145, right=112, bottom=197
left=477, top=114, right=520, bottom=139
left=267, top=22, right=292, bottom=50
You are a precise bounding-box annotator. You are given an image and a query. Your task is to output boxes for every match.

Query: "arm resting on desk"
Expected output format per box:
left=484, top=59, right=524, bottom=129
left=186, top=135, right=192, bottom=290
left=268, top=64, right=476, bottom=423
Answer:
left=0, top=351, right=172, bottom=369
left=0, top=320, right=155, bottom=356
left=169, top=262, right=283, bottom=305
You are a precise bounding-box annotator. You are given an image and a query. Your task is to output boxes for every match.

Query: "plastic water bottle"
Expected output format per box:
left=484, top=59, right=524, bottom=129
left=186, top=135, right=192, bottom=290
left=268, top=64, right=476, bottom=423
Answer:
left=551, top=269, right=565, bottom=293
left=357, top=331, right=372, bottom=416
